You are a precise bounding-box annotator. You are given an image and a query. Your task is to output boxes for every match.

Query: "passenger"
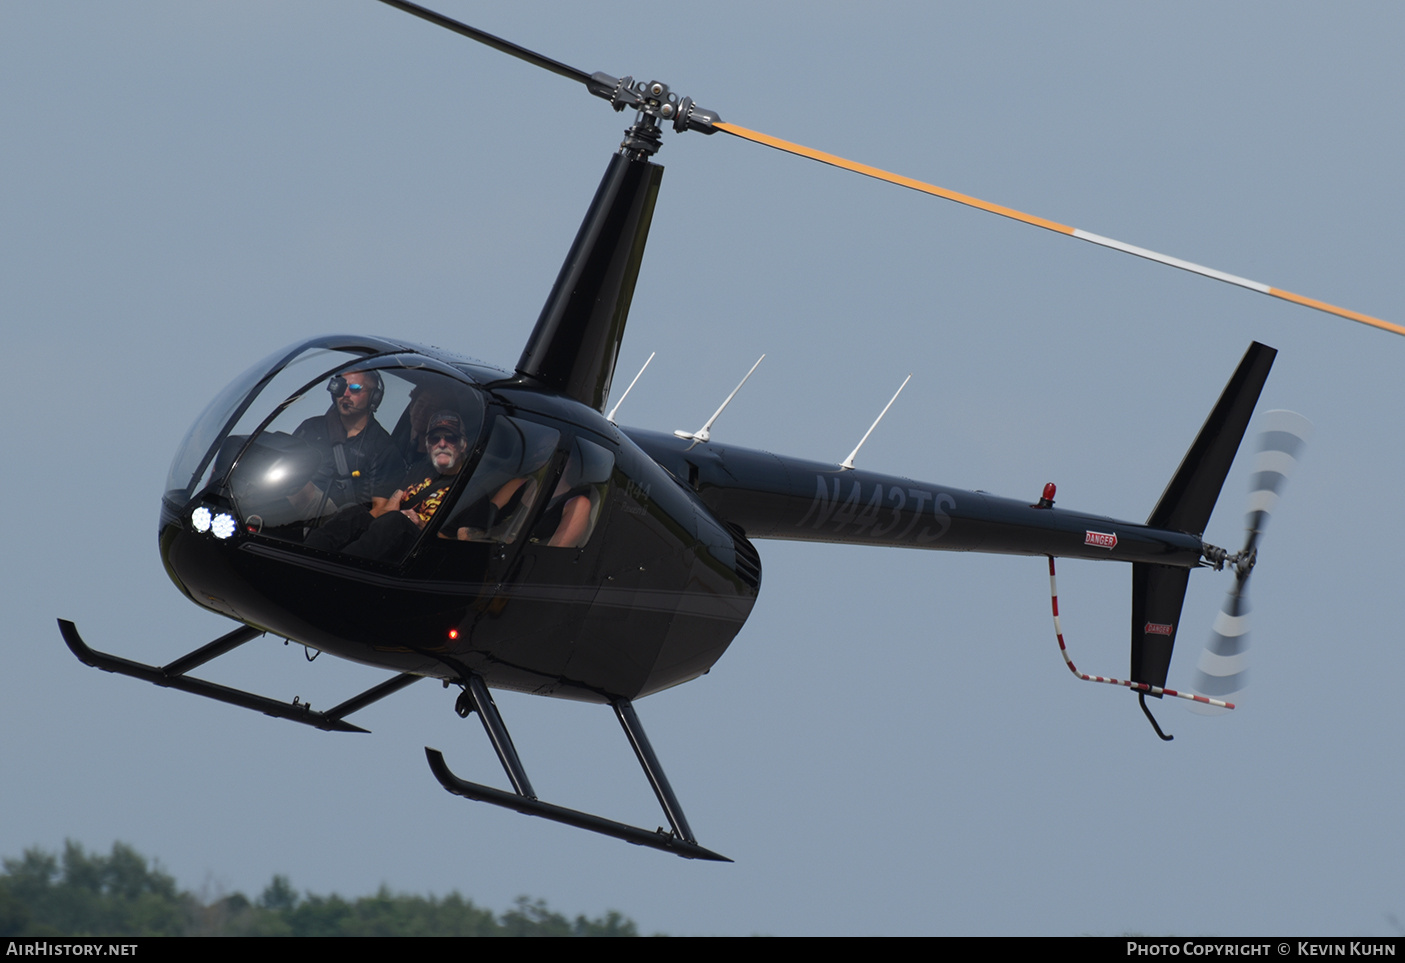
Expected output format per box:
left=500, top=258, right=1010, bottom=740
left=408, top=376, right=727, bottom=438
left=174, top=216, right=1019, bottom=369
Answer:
left=451, top=465, right=595, bottom=548
left=385, top=411, right=473, bottom=529
left=536, top=487, right=595, bottom=548
left=306, top=411, right=472, bottom=561
left=528, top=453, right=598, bottom=548
left=447, top=426, right=561, bottom=544
left=452, top=475, right=540, bottom=543
left=393, top=382, right=457, bottom=464
left=291, top=369, right=405, bottom=515
left=454, top=474, right=592, bottom=547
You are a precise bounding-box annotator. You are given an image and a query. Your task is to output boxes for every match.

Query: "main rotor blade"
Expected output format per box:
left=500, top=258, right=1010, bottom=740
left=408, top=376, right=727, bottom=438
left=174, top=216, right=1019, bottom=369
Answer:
left=376, top=0, right=594, bottom=88
left=715, top=122, right=1404, bottom=339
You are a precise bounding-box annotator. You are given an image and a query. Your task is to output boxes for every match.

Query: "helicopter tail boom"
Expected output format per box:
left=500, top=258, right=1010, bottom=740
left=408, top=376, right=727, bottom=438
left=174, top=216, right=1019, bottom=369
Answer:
left=625, top=343, right=1274, bottom=575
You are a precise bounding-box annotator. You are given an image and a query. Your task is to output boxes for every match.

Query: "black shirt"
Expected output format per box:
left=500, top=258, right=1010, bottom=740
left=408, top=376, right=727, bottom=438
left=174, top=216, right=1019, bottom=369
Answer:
left=293, top=407, right=406, bottom=509
left=394, top=456, right=460, bottom=524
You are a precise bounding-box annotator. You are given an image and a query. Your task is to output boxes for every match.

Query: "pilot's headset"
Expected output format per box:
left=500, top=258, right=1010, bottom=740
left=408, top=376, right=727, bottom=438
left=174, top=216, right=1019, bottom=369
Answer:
left=327, top=370, right=384, bottom=412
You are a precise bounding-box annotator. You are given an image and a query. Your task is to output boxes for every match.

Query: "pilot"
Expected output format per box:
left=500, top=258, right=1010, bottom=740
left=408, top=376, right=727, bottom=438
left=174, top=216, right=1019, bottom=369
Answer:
left=307, top=411, right=472, bottom=560
left=291, top=369, right=405, bottom=515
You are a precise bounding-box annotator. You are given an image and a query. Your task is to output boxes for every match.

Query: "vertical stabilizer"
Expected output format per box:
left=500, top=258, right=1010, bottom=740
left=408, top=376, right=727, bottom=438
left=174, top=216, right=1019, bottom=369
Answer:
left=1132, top=342, right=1275, bottom=691
left=1146, top=342, right=1276, bottom=536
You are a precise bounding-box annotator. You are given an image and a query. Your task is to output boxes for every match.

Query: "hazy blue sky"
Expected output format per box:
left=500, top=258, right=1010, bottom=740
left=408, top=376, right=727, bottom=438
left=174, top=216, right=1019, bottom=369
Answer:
left=3, top=1, right=1402, bottom=936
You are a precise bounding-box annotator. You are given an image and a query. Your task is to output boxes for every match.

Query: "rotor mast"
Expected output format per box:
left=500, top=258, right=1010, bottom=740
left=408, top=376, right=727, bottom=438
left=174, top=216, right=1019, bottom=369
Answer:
left=372, top=2, right=722, bottom=410
left=513, top=77, right=719, bottom=411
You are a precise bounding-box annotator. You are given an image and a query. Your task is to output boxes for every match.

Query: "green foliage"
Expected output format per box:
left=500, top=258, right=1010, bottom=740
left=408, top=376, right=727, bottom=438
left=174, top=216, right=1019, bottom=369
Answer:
left=501, top=896, right=640, bottom=937
left=1, top=842, right=189, bottom=937
left=1, top=841, right=644, bottom=937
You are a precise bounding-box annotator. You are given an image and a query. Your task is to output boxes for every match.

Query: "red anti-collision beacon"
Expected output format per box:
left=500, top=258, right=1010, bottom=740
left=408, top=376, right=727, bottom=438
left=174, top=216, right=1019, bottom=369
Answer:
left=1034, top=482, right=1056, bottom=510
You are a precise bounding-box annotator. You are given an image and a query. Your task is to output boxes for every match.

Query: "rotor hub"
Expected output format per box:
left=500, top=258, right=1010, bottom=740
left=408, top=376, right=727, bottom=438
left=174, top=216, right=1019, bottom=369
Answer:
left=1200, top=542, right=1257, bottom=579
left=586, top=72, right=722, bottom=158
left=1232, top=547, right=1257, bottom=579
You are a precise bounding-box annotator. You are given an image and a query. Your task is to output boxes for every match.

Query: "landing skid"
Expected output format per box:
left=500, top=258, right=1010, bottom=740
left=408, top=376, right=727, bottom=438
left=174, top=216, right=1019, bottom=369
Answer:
left=430, top=674, right=730, bottom=862
left=57, top=619, right=422, bottom=733
left=59, top=618, right=727, bottom=860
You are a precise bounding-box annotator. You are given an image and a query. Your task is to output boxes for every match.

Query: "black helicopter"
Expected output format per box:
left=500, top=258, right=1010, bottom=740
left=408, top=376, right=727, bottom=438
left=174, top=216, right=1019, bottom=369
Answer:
left=59, top=1, right=1344, bottom=862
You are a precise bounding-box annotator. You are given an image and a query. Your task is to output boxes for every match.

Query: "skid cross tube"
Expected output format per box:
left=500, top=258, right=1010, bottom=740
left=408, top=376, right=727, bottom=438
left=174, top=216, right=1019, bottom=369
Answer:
left=429, top=674, right=729, bottom=861
left=57, top=619, right=421, bottom=733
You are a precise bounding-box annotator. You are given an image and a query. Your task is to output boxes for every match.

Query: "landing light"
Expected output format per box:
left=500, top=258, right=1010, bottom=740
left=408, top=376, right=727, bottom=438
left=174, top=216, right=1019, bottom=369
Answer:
left=211, top=513, right=237, bottom=540
left=190, top=507, right=212, bottom=533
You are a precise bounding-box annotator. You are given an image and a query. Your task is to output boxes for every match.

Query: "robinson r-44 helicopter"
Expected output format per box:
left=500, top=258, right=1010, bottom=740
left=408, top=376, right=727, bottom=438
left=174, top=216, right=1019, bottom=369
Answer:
left=62, top=1, right=1378, bottom=862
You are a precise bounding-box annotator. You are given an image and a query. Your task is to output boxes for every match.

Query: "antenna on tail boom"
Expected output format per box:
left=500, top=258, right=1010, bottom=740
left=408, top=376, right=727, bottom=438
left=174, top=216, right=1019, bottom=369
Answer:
left=840, top=374, right=911, bottom=470
left=674, top=354, right=765, bottom=448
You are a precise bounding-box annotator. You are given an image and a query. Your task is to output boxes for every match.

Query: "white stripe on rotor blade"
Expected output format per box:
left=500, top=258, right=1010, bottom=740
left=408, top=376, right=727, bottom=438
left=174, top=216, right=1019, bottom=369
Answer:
left=1197, top=648, right=1250, bottom=678
left=1261, top=410, right=1314, bottom=439
left=1212, top=610, right=1250, bottom=639
left=1071, top=231, right=1273, bottom=292
left=1246, top=489, right=1280, bottom=516
left=1205, top=629, right=1250, bottom=658
left=1192, top=668, right=1247, bottom=698
left=1254, top=450, right=1298, bottom=477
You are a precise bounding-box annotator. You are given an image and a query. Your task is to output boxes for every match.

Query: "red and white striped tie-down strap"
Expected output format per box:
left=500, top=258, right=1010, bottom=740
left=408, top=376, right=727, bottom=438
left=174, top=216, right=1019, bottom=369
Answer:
left=1045, top=557, right=1235, bottom=710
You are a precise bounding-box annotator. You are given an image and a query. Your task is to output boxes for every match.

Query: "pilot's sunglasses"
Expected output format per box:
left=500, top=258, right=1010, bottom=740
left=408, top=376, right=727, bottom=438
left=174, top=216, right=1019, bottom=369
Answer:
left=427, top=431, right=462, bottom=446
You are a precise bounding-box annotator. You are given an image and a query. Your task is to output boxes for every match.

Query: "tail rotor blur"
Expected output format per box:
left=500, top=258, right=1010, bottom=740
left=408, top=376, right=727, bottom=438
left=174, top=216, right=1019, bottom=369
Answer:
left=1190, top=410, right=1311, bottom=711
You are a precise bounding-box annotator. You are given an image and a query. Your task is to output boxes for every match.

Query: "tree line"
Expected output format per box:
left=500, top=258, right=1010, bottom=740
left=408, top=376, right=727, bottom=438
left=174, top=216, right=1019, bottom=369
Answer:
left=0, top=841, right=643, bottom=937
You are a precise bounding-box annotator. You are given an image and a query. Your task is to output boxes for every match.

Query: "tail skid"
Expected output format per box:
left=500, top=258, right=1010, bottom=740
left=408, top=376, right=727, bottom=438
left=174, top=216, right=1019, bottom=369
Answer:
left=1046, top=556, right=1236, bottom=710
left=1043, top=342, right=1276, bottom=738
